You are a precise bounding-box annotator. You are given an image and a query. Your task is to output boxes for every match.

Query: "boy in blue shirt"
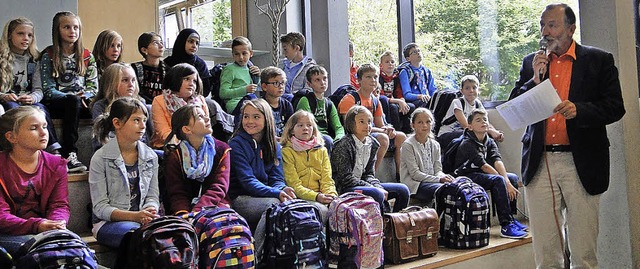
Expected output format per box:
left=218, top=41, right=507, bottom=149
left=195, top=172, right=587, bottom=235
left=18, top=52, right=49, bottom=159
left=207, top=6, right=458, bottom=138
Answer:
left=279, top=32, right=316, bottom=101
left=398, top=43, right=437, bottom=108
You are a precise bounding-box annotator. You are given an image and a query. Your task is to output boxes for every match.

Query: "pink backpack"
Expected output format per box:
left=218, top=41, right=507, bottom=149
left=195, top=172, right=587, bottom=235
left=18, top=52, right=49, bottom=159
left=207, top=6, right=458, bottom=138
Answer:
left=328, top=192, right=384, bottom=269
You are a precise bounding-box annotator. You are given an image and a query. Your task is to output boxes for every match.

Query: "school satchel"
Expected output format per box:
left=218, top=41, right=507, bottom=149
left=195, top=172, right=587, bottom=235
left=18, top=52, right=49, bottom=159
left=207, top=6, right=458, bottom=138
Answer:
left=128, top=216, right=199, bottom=269
left=263, top=199, right=326, bottom=269
left=187, top=206, right=255, bottom=269
left=15, top=229, right=98, bottom=269
left=435, top=176, right=491, bottom=249
left=327, top=192, right=384, bottom=269
left=383, top=206, right=439, bottom=264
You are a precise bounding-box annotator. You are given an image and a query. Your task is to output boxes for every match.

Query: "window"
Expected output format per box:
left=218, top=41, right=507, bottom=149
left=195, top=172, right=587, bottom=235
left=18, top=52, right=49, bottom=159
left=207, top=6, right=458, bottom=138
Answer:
left=414, top=0, right=580, bottom=100
left=348, top=0, right=399, bottom=66
left=160, top=0, right=233, bottom=48
left=348, top=0, right=580, bottom=101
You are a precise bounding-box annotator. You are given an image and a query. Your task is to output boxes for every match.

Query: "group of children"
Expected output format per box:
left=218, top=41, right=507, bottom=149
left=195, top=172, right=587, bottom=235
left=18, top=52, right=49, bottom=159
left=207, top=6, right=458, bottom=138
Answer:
left=0, top=11, right=528, bottom=266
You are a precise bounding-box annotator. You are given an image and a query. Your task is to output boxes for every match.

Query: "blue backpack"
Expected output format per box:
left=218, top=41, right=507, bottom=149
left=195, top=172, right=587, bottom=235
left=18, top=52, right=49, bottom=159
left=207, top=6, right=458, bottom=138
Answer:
left=435, top=176, right=490, bottom=249
left=15, top=229, right=98, bottom=269
left=263, top=199, right=326, bottom=269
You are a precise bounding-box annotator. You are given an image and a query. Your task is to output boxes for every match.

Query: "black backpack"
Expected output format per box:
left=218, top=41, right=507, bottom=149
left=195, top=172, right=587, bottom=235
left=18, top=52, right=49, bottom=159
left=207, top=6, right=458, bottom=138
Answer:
left=128, top=216, right=198, bottom=269
left=328, top=84, right=358, bottom=106
left=209, top=61, right=259, bottom=109
left=15, top=229, right=98, bottom=269
left=427, top=91, right=462, bottom=134
left=441, top=134, right=465, bottom=175
left=264, top=199, right=326, bottom=269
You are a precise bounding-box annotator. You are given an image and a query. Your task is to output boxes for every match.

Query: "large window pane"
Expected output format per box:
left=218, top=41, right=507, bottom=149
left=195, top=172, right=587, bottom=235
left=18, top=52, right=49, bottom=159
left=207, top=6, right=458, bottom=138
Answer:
left=191, top=0, right=232, bottom=47
left=414, top=0, right=580, bottom=100
left=348, top=0, right=399, bottom=66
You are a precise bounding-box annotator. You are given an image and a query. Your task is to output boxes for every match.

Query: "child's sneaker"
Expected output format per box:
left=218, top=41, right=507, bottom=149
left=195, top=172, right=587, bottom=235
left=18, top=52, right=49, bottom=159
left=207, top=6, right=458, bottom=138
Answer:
left=500, top=222, right=528, bottom=239
left=513, top=219, right=529, bottom=231
left=66, top=152, right=87, bottom=173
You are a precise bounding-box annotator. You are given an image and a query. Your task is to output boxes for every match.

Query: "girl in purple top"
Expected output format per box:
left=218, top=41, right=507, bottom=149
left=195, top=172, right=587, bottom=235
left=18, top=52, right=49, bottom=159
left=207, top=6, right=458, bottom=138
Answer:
left=0, top=106, right=70, bottom=255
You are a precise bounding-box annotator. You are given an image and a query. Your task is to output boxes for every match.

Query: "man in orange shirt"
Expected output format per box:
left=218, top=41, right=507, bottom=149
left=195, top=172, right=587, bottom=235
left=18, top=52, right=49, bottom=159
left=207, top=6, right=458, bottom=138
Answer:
left=509, top=4, right=625, bottom=268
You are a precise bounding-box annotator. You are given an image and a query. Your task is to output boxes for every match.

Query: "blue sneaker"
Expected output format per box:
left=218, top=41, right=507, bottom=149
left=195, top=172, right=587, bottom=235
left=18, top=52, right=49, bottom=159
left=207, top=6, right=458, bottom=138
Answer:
left=501, top=222, right=528, bottom=239
left=513, top=219, right=529, bottom=231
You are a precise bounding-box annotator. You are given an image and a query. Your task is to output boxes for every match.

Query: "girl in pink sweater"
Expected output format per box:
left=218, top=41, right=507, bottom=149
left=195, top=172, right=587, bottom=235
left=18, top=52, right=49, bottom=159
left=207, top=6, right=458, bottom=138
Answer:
left=0, top=106, right=70, bottom=255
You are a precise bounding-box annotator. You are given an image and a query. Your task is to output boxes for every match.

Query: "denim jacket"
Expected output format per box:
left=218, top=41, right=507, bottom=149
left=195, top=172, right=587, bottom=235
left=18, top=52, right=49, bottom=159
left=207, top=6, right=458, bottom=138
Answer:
left=89, top=138, right=159, bottom=221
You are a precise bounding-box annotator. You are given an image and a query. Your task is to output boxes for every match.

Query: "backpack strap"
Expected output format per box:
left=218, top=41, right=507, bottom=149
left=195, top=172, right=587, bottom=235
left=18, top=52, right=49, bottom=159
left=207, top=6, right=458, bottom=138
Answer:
left=0, top=176, right=15, bottom=213
left=441, top=97, right=467, bottom=126
left=348, top=91, right=378, bottom=115
left=131, top=62, right=145, bottom=87
left=82, top=48, right=91, bottom=68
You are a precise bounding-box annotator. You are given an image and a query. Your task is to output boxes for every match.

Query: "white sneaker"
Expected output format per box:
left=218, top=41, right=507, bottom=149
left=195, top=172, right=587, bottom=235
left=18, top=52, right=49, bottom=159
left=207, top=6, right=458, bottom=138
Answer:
left=66, top=152, right=87, bottom=173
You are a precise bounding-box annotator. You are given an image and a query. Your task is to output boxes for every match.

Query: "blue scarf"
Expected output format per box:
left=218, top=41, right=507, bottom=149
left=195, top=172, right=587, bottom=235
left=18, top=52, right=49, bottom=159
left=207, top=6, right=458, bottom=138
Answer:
left=179, top=135, right=216, bottom=182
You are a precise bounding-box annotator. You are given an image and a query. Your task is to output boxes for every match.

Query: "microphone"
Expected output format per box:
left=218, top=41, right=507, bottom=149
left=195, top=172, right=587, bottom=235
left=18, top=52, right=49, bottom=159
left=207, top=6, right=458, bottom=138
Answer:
left=538, top=38, right=548, bottom=81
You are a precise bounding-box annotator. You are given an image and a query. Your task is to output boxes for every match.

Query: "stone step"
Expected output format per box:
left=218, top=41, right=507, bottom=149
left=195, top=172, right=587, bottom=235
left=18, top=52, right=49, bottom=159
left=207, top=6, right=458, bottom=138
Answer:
left=386, top=222, right=533, bottom=269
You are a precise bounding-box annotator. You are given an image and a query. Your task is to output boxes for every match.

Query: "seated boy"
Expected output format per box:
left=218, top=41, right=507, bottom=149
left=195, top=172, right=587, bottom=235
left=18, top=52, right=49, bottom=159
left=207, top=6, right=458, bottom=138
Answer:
left=219, top=36, right=261, bottom=112
left=453, top=109, right=528, bottom=239
left=260, top=66, right=294, bottom=140
left=338, top=64, right=406, bottom=180
left=437, top=75, right=504, bottom=148
left=379, top=51, right=413, bottom=134
left=397, top=43, right=437, bottom=108
left=296, top=65, right=345, bottom=153
left=279, top=32, right=316, bottom=101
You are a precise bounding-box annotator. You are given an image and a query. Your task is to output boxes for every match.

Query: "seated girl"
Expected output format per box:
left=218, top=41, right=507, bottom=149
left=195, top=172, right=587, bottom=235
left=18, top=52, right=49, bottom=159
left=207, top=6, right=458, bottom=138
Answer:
left=89, top=97, right=159, bottom=248
left=91, top=63, right=151, bottom=150
left=227, top=98, right=296, bottom=256
left=92, top=30, right=122, bottom=78
left=330, top=105, right=410, bottom=213
left=151, top=63, right=208, bottom=149
left=131, top=32, right=167, bottom=104
left=0, top=17, right=61, bottom=154
left=281, top=110, right=337, bottom=222
left=400, top=108, right=454, bottom=204
left=163, top=104, right=231, bottom=215
left=0, top=106, right=70, bottom=255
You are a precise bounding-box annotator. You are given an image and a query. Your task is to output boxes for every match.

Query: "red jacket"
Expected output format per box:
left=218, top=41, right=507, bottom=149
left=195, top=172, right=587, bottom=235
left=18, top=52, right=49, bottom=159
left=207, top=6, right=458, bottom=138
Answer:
left=164, top=138, right=231, bottom=215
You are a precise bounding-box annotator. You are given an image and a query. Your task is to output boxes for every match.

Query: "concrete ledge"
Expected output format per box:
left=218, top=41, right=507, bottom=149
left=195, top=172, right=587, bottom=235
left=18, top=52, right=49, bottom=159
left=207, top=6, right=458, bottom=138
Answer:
left=386, top=222, right=532, bottom=269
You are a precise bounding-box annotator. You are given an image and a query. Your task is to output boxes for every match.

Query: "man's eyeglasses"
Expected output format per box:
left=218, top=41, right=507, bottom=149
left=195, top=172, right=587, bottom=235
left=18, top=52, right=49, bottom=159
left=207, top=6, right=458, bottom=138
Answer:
left=264, top=81, right=287, bottom=87
left=410, top=49, right=421, bottom=55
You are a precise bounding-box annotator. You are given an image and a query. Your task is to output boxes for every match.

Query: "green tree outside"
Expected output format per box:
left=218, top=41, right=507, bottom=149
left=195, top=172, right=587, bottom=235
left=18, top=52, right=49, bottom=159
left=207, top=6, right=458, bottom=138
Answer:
left=191, top=0, right=233, bottom=47
left=349, top=0, right=579, bottom=101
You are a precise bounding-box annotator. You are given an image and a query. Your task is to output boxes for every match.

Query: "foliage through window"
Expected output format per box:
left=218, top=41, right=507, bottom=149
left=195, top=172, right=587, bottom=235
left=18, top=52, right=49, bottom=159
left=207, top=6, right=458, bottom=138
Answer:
left=347, top=0, right=398, bottom=67
left=161, top=0, right=232, bottom=48
left=348, top=0, right=579, bottom=101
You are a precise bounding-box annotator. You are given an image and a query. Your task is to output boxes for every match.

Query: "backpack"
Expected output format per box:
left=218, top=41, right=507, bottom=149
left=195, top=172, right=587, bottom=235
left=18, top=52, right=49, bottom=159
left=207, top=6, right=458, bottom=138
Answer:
left=15, top=229, right=98, bottom=269
left=188, top=207, right=255, bottom=269
left=396, top=61, right=428, bottom=90
left=441, top=133, right=465, bottom=175
left=435, top=176, right=491, bottom=249
left=328, top=84, right=357, bottom=106
left=263, top=199, right=326, bottom=269
left=128, top=216, right=199, bottom=269
left=210, top=61, right=259, bottom=108
left=328, top=192, right=384, bottom=269
left=428, top=91, right=462, bottom=134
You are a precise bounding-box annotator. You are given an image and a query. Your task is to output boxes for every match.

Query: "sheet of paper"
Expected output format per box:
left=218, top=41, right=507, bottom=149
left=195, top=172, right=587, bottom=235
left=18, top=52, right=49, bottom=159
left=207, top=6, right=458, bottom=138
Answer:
left=496, top=79, right=561, bottom=131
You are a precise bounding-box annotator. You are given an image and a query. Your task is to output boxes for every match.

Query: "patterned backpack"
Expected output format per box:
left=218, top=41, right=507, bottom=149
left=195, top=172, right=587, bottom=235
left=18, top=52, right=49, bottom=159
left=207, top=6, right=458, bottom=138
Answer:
left=128, top=216, right=199, bottom=269
left=15, top=229, right=98, bottom=269
left=188, top=207, right=255, bottom=269
left=435, top=176, right=491, bottom=249
left=327, top=192, right=384, bottom=269
left=263, top=199, right=326, bottom=269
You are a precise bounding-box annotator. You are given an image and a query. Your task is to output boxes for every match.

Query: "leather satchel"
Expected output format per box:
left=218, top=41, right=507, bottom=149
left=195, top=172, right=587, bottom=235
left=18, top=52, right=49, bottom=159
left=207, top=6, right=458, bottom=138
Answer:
left=383, top=206, right=440, bottom=264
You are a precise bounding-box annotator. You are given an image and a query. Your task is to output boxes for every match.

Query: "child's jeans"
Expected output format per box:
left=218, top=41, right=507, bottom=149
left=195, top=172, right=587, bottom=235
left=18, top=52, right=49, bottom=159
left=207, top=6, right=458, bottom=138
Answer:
left=344, top=182, right=410, bottom=212
left=466, top=172, right=520, bottom=225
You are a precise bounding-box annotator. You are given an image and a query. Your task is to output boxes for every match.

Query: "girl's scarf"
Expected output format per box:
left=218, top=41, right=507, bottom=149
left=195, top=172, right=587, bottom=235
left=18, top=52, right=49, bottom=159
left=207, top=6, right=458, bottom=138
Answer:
left=179, top=135, right=216, bottom=182
left=163, top=89, right=203, bottom=114
left=290, top=136, right=322, bottom=152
